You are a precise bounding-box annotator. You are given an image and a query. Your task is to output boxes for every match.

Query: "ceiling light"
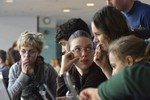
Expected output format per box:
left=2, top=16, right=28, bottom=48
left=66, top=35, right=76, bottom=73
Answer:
left=86, top=3, right=95, bottom=6
left=63, top=9, right=71, bottom=13
left=6, top=0, right=14, bottom=3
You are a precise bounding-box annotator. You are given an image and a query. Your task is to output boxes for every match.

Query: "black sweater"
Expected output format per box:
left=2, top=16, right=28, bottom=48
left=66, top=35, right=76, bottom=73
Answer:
left=56, top=62, right=107, bottom=96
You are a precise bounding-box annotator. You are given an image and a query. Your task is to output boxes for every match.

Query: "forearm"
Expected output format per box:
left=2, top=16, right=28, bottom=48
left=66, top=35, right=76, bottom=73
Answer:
left=56, top=76, right=68, bottom=96
left=8, top=72, right=30, bottom=99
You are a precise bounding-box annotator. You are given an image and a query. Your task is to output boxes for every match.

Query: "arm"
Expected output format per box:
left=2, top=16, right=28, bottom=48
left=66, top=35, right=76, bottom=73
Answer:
left=56, top=75, right=68, bottom=96
left=7, top=64, right=30, bottom=100
left=45, top=64, right=57, bottom=99
left=57, top=52, right=79, bottom=96
left=59, top=52, right=79, bottom=75
left=98, top=65, right=150, bottom=100
left=94, top=44, right=112, bottom=79
left=79, top=88, right=101, bottom=100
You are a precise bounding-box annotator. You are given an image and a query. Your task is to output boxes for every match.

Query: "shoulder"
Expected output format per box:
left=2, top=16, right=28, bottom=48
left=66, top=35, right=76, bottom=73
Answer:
left=10, top=62, right=20, bottom=72
left=90, top=62, right=103, bottom=72
left=135, top=1, right=150, bottom=12
left=123, top=62, right=150, bottom=78
left=88, top=62, right=107, bottom=79
left=43, top=63, right=57, bottom=76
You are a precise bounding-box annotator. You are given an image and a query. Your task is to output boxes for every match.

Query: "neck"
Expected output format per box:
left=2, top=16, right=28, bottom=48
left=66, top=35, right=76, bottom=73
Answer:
left=75, top=65, right=89, bottom=76
left=123, top=0, right=134, bottom=12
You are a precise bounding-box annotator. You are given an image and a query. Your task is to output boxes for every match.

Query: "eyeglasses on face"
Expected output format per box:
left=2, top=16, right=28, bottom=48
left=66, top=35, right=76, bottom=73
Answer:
left=71, top=46, right=93, bottom=55
left=20, top=49, right=37, bottom=57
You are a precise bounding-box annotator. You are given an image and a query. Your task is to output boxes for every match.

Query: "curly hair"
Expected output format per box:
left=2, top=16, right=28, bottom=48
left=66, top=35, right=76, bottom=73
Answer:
left=17, top=31, right=43, bottom=54
left=56, top=18, right=91, bottom=43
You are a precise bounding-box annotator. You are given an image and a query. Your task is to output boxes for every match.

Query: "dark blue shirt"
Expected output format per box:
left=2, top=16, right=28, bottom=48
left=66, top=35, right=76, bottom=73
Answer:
left=123, top=1, right=150, bottom=29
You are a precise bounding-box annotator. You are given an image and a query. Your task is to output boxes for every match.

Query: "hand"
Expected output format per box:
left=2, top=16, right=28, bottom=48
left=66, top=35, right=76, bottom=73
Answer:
left=79, top=88, right=100, bottom=100
left=59, top=52, right=79, bottom=74
left=21, top=59, right=34, bottom=76
left=94, top=44, right=109, bottom=68
left=94, top=44, right=112, bottom=78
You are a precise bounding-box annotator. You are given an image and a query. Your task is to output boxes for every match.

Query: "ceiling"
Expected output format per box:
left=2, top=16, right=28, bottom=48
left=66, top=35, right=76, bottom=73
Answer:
left=0, top=0, right=150, bottom=23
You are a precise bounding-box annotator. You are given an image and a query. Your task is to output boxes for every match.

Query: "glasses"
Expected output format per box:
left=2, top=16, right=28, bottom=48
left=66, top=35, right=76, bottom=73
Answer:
left=71, top=47, right=93, bottom=55
left=20, top=49, right=37, bottom=57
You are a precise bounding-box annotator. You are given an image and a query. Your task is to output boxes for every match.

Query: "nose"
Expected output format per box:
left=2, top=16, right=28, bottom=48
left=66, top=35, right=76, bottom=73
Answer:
left=112, top=71, right=116, bottom=76
left=106, top=0, right=113, bottom=6
left=24, top=52, right=30, bottom=57
left=61, top=47, right=66, bottom=54
left=80, top=49, right=87, bottom=56
left=93, top=36, right=99, bottom=44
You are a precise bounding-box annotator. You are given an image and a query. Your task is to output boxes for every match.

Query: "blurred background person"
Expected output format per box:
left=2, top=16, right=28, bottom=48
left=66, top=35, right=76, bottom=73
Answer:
left=0, top=49, right=9, bottom=87
left=9, top=40, right=21, bottom=63
left=50, top=58, right=60, bottom=73
left=106, top=0, right=150, bottom=30
left=5, top=48, right=15, bottom=68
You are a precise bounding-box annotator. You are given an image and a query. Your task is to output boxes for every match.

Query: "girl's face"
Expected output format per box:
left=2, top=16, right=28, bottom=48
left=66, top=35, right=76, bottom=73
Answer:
left=91, top=21, right=109, bottom=52
left=19, top=46, right=38, bottom=65
left=109, top=52, right=128, bottom=76
left=70, top=37, right=94, bottom=71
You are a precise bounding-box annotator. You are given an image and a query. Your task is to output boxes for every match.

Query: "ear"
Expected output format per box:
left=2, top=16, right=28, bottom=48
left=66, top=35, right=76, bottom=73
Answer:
left=125, top=55, right=134, bottom=66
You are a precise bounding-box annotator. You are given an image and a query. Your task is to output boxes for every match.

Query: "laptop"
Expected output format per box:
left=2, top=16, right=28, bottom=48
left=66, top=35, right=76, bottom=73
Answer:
left=0, top=72, right=10, bottom=100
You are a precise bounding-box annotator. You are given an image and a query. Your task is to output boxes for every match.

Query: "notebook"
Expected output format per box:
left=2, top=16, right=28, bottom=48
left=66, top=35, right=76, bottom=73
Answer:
left=0, top=72, right=10, bottom=100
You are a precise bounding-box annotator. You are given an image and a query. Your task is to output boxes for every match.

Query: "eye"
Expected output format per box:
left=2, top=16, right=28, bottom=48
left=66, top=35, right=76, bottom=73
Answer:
left=95, top=33, right=101, bottom=36
left=59, top=42, right=66, bottom=46
left=29, top=50, right=36, bottom=54
left=86, top=47, right=93, bottom=51
left=74, top=48, right=81, bottom=52
left=21, top=49, right=26, bottom=54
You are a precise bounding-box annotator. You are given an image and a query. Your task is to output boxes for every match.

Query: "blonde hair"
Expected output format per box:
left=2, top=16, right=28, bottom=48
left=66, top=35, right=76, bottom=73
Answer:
left=17, top=31, right=43, bottom=54
left=109, top=35, right=147, bottom=62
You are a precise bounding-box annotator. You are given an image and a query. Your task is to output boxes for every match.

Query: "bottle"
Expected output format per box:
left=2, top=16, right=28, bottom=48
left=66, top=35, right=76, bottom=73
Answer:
left=63, top=72, right=78, bottom=100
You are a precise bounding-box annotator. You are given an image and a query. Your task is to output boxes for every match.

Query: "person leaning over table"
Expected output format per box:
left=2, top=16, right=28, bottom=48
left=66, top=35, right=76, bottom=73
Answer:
left=79, top=35, right=150, bottom=100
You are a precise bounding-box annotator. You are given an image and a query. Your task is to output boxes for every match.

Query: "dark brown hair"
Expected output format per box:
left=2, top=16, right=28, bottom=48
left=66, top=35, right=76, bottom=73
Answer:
left=93, top=6, right=131, bottom=41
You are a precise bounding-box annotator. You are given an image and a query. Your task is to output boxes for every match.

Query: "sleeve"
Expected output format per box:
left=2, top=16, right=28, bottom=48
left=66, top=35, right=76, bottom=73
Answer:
left=45, top=64, right=57, bottom=99
left=7, top=64, right=30, bottom=100
left=56, top=75, right=68, bottom=96
left=98, top=65, right=150, bottom=100
left=98, top=69, right=127, bottom=100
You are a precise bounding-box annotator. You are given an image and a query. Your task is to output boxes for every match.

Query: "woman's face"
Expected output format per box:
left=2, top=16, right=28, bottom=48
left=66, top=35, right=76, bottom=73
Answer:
left=91, top=21, right=109, bottom=52
left=19, top=46, right=38, bottom=65
left=109, top=52, right=127, bottom=76
left=70, top=37, right=94, bottom=71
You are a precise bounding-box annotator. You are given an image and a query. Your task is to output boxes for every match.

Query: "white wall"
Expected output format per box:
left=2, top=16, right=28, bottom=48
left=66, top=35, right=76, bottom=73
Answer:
left=0, top=17, right=37, bottom=51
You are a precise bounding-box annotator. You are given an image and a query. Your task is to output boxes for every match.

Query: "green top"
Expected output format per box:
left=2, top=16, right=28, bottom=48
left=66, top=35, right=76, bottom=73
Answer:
left=98, top=61, right=150, bottom=100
